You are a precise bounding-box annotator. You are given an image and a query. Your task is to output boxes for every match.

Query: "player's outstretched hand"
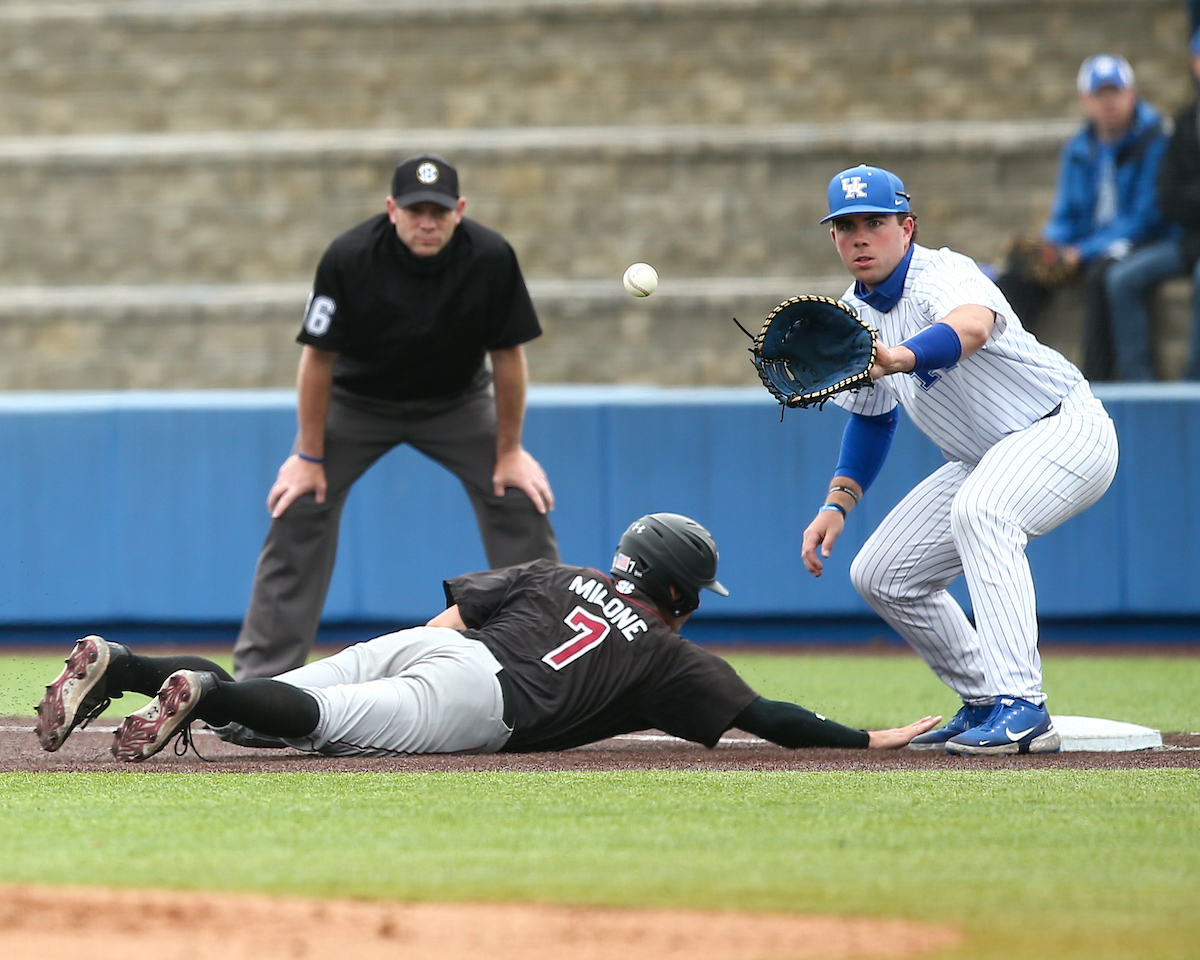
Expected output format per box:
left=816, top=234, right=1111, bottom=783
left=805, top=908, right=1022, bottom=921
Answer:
left=493, top=447, right=555, bottom=514
left=801, top=509, right=845, bottom=577
left=866, top=716, right=942, bottom=749
left=268, top=455, right=328, bottom=518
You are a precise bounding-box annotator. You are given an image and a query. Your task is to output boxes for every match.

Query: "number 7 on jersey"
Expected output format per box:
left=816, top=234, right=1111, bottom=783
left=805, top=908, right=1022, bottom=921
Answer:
left=542, top=607, right=611, bottom=670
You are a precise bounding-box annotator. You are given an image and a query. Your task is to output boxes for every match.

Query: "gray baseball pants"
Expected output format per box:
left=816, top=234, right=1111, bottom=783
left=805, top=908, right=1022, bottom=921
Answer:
left=277, top=626, right=513, bottom=756
left=233, top=377, right=559, bottom=680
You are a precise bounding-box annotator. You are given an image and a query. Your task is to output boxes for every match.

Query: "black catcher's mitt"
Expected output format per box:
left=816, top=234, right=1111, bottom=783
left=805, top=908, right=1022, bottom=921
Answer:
left=1001, top=235, right=1080, bottom=288
left=748, top=296, right=877, bottom=409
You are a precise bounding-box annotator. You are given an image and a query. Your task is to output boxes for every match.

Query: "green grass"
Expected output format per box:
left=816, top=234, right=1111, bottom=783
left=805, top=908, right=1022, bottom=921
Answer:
left=0, top=769, right=1196, bottom=960
left=2, top=647, right=1197, bottom=960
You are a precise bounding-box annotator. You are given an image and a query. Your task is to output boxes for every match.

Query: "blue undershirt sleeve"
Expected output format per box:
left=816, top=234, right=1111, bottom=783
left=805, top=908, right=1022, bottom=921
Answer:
left=833, top=408, right=898, bottom=493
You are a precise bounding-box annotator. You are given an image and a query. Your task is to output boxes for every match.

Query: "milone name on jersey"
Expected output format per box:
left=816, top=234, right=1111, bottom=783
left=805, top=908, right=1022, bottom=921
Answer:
left=568, top=575, right=650, bottom=642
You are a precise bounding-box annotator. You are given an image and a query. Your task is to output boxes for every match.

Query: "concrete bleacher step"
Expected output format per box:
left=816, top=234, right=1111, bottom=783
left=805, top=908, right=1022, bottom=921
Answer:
left=0, top=276, right=847, bottom=389
left=0, top=273, right=1190, bottom=388
left=0, top=0, right=1189, bottom=136
left=0, top=119, right=1074, bottom=285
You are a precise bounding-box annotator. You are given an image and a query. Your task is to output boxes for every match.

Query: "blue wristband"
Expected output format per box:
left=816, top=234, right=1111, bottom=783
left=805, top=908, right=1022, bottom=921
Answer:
left=901, top=322, right=962, bottom=372
left=296, top=452, right=324, bottom=464
left=819, top=503, right=846, bottom=518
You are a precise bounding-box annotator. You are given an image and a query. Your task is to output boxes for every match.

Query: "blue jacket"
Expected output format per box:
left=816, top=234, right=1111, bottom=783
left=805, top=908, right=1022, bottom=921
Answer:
left=1042, top=99, right=1174, bottom=262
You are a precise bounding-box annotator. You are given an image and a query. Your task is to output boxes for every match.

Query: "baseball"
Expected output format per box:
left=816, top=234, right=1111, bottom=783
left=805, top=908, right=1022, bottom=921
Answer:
left=622, top=262, right=658, bottom=297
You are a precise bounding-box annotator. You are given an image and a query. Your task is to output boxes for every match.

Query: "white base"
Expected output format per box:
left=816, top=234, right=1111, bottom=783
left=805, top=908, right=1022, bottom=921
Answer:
left=1053, top=715, right=1162, bottom=752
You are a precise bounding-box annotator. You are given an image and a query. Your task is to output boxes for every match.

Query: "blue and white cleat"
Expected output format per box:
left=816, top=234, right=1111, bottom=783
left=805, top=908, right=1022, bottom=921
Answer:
left=906, top=701, right=994, bottom=751
left=944, top=697, right=1061, bottom=755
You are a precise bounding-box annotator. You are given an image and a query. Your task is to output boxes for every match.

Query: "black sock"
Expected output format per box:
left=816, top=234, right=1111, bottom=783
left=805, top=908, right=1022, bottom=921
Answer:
left=196, top=680, right=320, bottom=739
left=113, top=652, right=234, bottom=698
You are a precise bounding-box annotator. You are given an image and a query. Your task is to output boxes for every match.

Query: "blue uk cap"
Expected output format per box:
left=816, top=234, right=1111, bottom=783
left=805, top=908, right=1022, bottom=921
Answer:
left=1076, top=54, right=1134, bottom=95
left=821, top=165, right=911, bottom=223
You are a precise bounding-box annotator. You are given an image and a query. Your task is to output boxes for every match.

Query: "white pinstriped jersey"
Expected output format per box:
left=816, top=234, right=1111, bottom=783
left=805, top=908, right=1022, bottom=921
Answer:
left=832, top=244, right=1083, bottom=465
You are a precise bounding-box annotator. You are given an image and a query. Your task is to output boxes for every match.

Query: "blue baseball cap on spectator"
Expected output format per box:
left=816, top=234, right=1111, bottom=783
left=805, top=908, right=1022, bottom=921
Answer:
left=1076, top=54, right=1135, bottom=95
left=821, top=165, right=911, bottom=223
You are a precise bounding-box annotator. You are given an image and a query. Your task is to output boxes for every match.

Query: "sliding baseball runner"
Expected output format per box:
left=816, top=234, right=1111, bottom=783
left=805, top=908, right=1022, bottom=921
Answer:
left=36, top=513, right=939, bottom=760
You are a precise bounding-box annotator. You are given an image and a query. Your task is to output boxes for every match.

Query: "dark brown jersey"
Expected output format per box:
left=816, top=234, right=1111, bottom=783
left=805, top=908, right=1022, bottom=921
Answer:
left=443, top=559, right=758, bottom=752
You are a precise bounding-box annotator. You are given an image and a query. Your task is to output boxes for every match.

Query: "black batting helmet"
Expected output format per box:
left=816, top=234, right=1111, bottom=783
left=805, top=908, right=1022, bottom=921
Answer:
left=610, top=513, right=729, bottom=617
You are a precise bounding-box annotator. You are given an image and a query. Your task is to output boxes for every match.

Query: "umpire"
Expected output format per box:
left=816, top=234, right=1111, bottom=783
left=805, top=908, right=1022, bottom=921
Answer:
left=233, top=153, right=559, bottom=680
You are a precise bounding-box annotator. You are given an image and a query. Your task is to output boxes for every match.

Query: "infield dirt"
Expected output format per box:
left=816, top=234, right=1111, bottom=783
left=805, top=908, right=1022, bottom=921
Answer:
left=0, top=884, right=964, bottom=960
left=2, top=720, right=1197, bottom=772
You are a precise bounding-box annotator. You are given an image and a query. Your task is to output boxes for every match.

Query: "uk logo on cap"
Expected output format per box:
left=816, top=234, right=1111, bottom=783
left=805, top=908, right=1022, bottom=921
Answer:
left=821, top=164, right=911, bottom=223
left=842, top=177, right=869, bottom=200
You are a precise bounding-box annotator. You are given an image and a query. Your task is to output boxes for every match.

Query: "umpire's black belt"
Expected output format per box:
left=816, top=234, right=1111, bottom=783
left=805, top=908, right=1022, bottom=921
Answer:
left=496, top=668, right=518, bottom=729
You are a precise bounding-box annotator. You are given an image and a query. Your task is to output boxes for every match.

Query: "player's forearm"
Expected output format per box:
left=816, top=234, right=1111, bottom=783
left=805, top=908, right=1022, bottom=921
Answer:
left=823, top=476, right=862, bottom=516
left=295, top=346, right=337, bottom=458
left=490, top=345, right=528, bottom=457
left=937, top=305, right=994, bottom=356
left=426, top=604, right=467, bottom=630
left=828, top=409, right=898, bottom=507
left=732, top=696, right=870, bottom=749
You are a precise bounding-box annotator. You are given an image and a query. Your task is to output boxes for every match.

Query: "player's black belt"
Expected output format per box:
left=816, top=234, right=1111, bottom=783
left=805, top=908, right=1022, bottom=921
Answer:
left=1041, top=402, right=1062, bottom=420
left=495, top=669, right=518, bottom=729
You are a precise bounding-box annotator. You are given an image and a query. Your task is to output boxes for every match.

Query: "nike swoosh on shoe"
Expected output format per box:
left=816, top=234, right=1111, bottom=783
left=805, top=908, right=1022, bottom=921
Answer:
left=1005, top=725, right=1037, bottom=741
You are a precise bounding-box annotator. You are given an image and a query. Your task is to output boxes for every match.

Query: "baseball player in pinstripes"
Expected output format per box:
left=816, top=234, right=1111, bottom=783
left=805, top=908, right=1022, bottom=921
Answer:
left=800, top=164, right=1119, bottom=755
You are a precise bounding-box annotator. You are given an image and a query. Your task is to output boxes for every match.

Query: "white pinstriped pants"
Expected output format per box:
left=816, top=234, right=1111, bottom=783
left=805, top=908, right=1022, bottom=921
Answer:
left=849, top=382, right=1118, bottom=703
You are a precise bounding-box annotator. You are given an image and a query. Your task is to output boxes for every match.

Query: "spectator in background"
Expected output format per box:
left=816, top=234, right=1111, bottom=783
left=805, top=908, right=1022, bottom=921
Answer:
left=1105, top=30, right=1200, bottom=381
left=996, top=54, right=1171, bottom=380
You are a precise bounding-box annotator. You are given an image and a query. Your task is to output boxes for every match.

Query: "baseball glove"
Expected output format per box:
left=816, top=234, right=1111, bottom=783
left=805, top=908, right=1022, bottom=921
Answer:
left=745, top=295, right=877, bottom=409
left=1002, top=235, right=1080, bottom=287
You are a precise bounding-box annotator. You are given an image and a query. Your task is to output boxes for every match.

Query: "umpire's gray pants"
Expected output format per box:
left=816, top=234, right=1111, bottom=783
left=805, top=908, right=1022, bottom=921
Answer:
left=233, top=377, right=559, bottom=680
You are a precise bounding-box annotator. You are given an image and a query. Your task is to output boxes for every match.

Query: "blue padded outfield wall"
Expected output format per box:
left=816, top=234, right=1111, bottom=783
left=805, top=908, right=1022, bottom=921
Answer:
left=0, top=384, right=1196, bottom=642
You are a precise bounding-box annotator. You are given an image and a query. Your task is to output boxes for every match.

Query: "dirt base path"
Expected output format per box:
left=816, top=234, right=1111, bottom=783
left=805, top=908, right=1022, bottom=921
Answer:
left=1, top=720, right=1197, bottom=772
left=0, top=884, right=961, bottom=960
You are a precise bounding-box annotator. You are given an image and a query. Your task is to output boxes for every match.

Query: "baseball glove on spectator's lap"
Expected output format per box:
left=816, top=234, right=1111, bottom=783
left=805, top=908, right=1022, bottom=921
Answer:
left=1002, top=235, right=1080, bottom=287
left=748, top=296, right=877, bottom=409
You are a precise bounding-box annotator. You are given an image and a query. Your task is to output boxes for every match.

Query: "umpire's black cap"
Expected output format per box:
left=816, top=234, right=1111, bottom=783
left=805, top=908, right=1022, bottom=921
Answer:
left=390, top=154, right=460, bottom=209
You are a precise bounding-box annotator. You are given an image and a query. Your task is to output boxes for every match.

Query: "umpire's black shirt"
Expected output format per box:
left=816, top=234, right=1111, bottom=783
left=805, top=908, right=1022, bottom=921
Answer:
left=296, top=215, right=541, bottom=402
left=444, top=560, right=759, bottom=752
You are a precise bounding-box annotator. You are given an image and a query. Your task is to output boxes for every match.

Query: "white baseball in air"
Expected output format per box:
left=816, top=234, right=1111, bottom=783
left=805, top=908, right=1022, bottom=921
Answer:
left=622, top=262, right=658, bottom=297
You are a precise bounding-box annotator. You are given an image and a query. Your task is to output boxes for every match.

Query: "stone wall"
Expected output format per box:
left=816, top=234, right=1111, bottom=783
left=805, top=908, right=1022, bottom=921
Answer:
left=0, top=0, right=1192, bottom=388
left=0, top=0, right=1190, bottom=134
